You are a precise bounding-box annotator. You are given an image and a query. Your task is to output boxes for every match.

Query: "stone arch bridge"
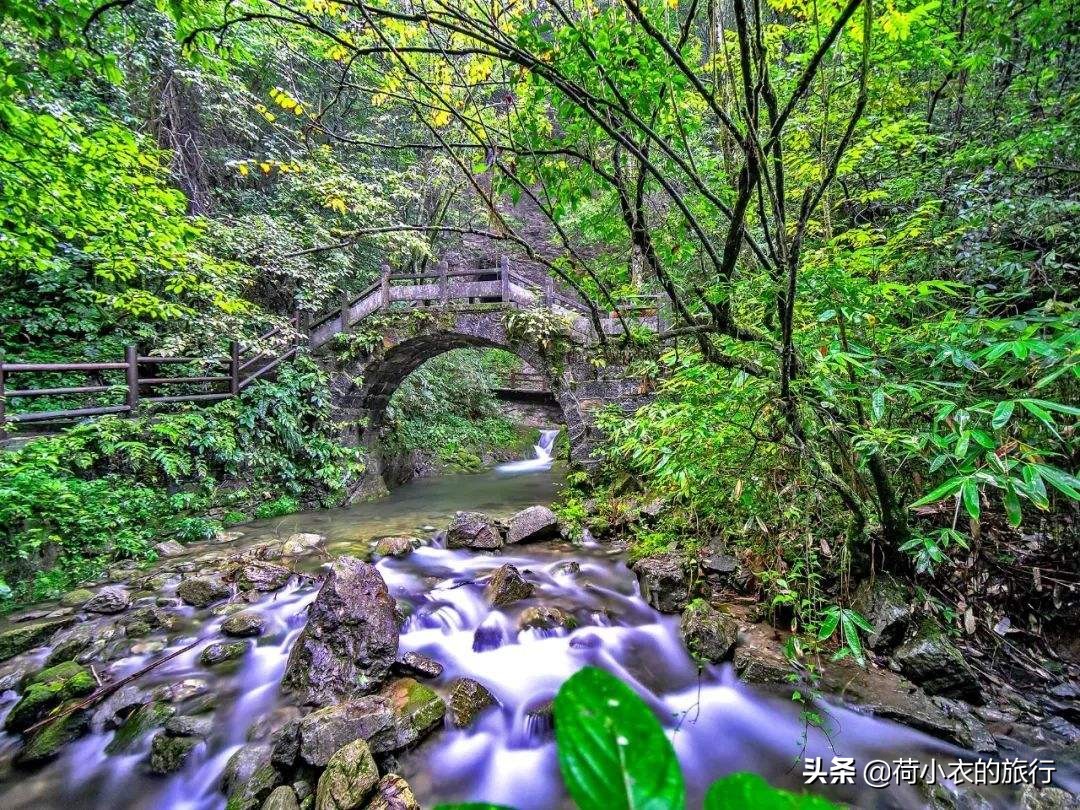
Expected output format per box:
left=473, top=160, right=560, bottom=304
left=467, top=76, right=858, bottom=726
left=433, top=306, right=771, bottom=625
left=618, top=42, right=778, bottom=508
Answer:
left=306, top=257, right=661, bottom=478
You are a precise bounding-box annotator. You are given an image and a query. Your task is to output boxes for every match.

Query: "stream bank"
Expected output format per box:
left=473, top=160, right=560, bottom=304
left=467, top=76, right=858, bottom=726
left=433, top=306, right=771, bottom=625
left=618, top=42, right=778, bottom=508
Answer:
left=0, top=467, right=1075, bottom=809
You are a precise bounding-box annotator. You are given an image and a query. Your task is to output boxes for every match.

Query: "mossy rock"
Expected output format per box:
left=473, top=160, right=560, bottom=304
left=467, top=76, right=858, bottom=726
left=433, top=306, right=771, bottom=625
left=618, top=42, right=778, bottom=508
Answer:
left=106, top=701, right=176, bottom=754
left=314, top=738, right=379, bottom=810
left=5, top=660, right=96, bottom=733
left=59, top=588, right=95, bottom=608
left=148, top=731, right=201, bottom=774
left=16, top=707, right=90, bottom=765
left=201, top=640, right=251, bottom=668
left=0, top=618, right=74, bottom=662
left=368, top=678, right=446, bottom=753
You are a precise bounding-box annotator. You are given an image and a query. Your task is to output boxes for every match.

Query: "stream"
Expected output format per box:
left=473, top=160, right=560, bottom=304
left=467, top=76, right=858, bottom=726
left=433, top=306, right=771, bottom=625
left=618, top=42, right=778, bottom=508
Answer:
left=0, top=462, right=1073, bottom=809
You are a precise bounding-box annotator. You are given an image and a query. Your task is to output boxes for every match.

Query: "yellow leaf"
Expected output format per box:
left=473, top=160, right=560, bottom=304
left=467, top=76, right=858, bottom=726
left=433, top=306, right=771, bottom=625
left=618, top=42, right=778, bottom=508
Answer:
left=260, top=162, right=272, bottom=173
left=238, top=163, right=249, bottom=176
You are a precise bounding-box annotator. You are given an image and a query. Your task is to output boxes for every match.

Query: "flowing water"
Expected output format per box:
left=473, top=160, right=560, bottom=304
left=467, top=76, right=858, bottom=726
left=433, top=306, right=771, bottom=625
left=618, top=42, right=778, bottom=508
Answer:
left=0, top=464, right=1072, bottom=809
left=495, top=429, right=560, bottom=474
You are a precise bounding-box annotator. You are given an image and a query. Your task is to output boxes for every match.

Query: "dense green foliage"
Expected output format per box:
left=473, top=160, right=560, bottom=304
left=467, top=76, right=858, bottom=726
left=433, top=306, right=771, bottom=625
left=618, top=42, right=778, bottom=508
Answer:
left=0, top=359, right=361, bottom=603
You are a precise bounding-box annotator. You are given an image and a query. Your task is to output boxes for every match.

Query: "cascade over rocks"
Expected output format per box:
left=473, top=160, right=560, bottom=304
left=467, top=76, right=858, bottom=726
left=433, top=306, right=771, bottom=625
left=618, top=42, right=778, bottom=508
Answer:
left=446, top=511, right=503, bottom=550
left=281, top=556, right=398, bottom=706
left=507, top=505, right=560, bottom=544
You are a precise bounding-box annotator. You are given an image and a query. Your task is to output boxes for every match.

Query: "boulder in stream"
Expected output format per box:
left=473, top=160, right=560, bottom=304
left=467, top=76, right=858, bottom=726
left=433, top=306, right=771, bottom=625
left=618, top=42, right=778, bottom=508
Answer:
left=631, top=552, right=693, bottom=614
left=4, top=660, right=96, bottom=733
left=368, top=678, right=446, bottom=752
left=154, top=540, right=186, bottom=558
left=447, top=677, right=498, bottom=728
left=366, top=774, right=420, bottom=810
left=680, top=600, right=739, bottom=663
left=262, top=786, right=302, bottom=810
left=282, top=532, right=324, bottom=557
left=374, top=537, right=417, bottom=558
left=222, top=611, right=267, bottom=637
left=484, top=564, right=533, bottom=607
left=281, top=556, right=398, bottom=706
left=507, top=506, right=560, bottom=544
left=223, top=743, right=283, bottom=810
left=83, top=586, right=131, bottom=614
left=446, top=511, right=503, bottom=550
left=0, top=617, right=75, bottom=662
left=200, top=640, right=251, bottom=667
left=148, top=730, right=201, bottom=774
left=518, top=606, right=573, bottom=631
left=314, top=738, right=379, bottom=810
left=59, top=588, right=95, bottom=608
left=290, top=697, right=394, bottom=767
left=237, top=560, right=293, bottom=592
left=177, top=576, right=231, bottom=608
left=16, top=710, right=90, bottom=765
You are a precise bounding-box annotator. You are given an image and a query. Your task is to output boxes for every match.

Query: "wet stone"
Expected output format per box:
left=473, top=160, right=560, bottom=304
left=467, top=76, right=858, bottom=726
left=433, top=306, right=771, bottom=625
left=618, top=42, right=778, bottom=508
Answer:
left=632, top=552, right=692, bottom=614
left=485, top=564, right=533, bottom=607
left=59, top=588, right=95, bottom=608
left=237, top=561, right=292, bottom=592
left=365, top=774, right=420, bottom=810
left=392, top=651, right=443, bottom=679
left=447, top=677, right=498, bottom=728
left=294, top=697, right=394, bottom=767
left=148, top=730, right=200, bottom=774
left=262, top=786, right=302, bottom=810
left=177, top=576, right=231, bottom=608
left=518, top=606, right=573, bottom=631
left=84, top=586, right=131, bottom=614
left=281, top=556, right=398, bottom=706
left=107, top=701, right=176, bottom=754
left=680, top=600, right=739, bottom=663
left=368, top=678, right=446, bottom=753
left=282, top=532, right=324, bottom=557
left=92, top=684, right=149, bottom=730
left=374, top=537, right=416, bottom=558
left=223, top=743, right=283, bottom=810
left=222, top=611, right=267, bottom=638
left=165, top=714, right=214, bottom=738
left=314, top=738, right=379, bottom=810
left=201, top=640, right=251, bottom=667
left=0, top=617, right=75, bottom=662
left=16, top=709, right=90, bottom=765
left=4, top=660, right=96, bottom=733
left=155, top=540, right=187, bottom=558
left=893, top=623, right=982, bottom=703
left=446, top=511, right=503, bottom=550
left=853, top=575, right=912, bottom=652
left=507, top=505, right=560, bottom=544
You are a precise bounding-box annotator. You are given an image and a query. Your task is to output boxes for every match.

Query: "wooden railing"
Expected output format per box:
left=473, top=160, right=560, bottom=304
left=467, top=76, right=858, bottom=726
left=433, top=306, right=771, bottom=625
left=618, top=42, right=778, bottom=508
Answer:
left=1, top=256, right=664, bottom=438
left=0, top=316, right=300, bottom=439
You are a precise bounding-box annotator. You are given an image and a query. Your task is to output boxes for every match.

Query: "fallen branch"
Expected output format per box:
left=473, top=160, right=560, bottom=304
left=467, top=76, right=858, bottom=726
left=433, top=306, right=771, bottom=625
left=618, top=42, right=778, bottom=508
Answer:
left=23, top=638, right=202, bottom=736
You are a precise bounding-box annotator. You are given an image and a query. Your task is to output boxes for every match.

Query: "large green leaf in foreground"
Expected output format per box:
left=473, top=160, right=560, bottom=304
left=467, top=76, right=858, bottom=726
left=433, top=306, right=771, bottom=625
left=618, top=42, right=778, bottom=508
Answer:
left=553, top=666, right=685, bottom=810
left=704, top=772, right=840, bottom=809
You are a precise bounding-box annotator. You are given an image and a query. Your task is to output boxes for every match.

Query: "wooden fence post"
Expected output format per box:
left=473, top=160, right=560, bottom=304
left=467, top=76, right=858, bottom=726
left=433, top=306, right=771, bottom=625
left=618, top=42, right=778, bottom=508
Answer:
left=125, top=345, right=139, bottom=416
left=499, top=255, right=510, bottom=302
left=380, top=263, right=391, bottom=308
left=230, top=341, right=241, bottom=395
left=340, top=290, right=352, bottom=330
left=438, top=259, right=449, bottom=304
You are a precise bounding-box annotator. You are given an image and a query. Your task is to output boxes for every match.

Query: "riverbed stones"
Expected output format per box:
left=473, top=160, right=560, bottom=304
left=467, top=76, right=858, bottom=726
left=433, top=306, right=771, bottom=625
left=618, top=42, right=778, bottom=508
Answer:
left=106, top=701, right=176, bottom=753
left=507, top=505, right=560, bottom=544
left=155, top=540, right=187, bottom=558
left=59, top=588, right=95, bottom=608
left=177, top=576, right=231, bottom=607
left=631, top=552, right=692, bottom=614
left=446, top=511, right=503, bottom=550
left=223, top=611, right=267, bottom=637
left=165, top=714, right=214, bottom=738
left=148, top=730, right=201, bottom=774
left=893, top=622, right=982, bottom=703
left=92, top=684, right=149, bottom=729
left=120, top=606, right=175, bottom=638
left=238, top=560, right=293, bottom=592
left=281, top=556, right=398, bottom=706
left=853, top=575, right=911, bottom=652
left=447, top=677, right=498, bottom=728
left=16, top=709, right=90, bottom=765
left=392, top=651, right=443, bottom=679
left=262, top=786, right=302, bottom=810
left=518, top=606, right=572, bottom=631
left=83, top=586, right=131, bottom=614
left=680, top=600, right=739, bottom=663
left=46, top=621, right=108, bottom=665
left=0, top=617, right=75, bottom=662
left=365, top=774, right=419, bottom=810
left=315, top=738, right=379, bottom=810
left=201, top=640, right=251, bottom=667
left=368, top=678, right=446, bottom=752
left=293, top=697, right=395, bottom=767
left=282, top=532, right=324, bottom=556
left=374, top=537, right=416, bottom=558
left=4, top=660, right=96, bottom=732
left=485, top=564, right=533, bottom=607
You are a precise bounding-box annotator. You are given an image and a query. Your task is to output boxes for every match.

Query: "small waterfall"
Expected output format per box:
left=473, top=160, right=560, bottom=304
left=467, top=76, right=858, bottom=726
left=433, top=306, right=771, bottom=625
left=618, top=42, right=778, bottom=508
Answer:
left=496, top=429, right=560, bottom=474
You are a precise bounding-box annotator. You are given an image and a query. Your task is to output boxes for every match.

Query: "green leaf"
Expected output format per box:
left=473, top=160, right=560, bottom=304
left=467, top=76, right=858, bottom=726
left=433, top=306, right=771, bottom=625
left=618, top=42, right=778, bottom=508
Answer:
left=909, top=476, right=964, bottom=508
left=1033, top=464, right=1080, bottom=500
left=871, top=388, right=885, bottom=423
left=1003, top=486, right=1022, bottom=527
left=704, top=772, right=839, bottom=809
left=991, top=400, right=1014, bottom=429
left=818, top=611, right=840, bottom=640
left=962, top=478, right=981, bottom=520
left=553, top=666, right=685, bottom=810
